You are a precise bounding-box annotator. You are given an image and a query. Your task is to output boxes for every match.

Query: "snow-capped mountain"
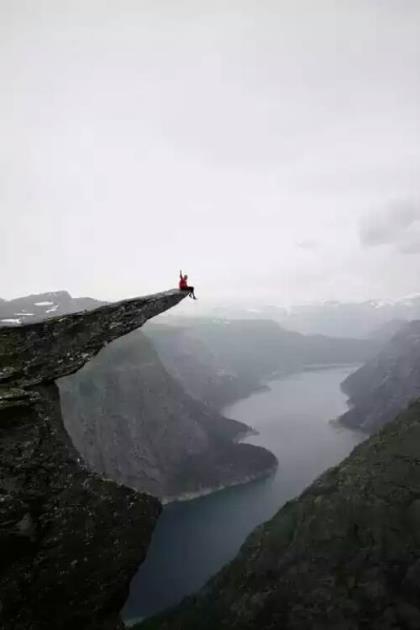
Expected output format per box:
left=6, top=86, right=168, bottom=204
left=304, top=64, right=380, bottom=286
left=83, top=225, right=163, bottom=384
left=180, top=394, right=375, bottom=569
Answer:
left=0, top=291, right=104, bottom=326
left=197, top=294, right=420, bottom=339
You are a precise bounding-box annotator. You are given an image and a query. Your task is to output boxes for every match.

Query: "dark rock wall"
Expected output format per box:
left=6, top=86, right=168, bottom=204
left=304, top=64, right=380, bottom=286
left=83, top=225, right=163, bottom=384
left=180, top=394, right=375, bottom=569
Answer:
left=0, top=290, right=185, bottom=630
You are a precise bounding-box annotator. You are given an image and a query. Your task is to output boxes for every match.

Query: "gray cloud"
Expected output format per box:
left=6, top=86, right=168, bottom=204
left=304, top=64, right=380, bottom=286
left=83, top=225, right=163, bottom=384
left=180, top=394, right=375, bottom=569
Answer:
left=360, top=201, right=420, bottom=254
left=0, top=1, right=420, bottom=303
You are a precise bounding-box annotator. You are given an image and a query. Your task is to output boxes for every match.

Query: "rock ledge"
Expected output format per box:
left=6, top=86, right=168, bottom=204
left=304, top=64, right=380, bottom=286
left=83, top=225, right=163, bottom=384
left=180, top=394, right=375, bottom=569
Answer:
left=0, top=290, right=186, bottom=630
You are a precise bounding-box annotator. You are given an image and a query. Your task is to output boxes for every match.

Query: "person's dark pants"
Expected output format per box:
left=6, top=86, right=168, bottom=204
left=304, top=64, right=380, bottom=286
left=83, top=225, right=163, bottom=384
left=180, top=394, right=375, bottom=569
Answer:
left=182, top=286, right=196, bottom=299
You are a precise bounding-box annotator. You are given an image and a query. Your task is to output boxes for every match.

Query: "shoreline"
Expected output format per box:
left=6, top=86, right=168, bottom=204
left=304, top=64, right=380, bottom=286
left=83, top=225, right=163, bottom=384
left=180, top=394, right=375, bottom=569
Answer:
left=161, top=364, right=360, bottom=506
left=302, top=362, right=362, bottom=372
left=160, top=418, right=273, bottom=505
left=161, top=462, right=278, bottom=505
left=216, top=363, right=360, bottom=416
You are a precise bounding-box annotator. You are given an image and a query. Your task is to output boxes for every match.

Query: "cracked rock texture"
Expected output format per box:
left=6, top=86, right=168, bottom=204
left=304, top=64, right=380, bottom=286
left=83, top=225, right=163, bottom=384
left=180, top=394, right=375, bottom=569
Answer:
left=141, top=399, right=420, bottom=630
left=0, top=290, right=185, bottom=630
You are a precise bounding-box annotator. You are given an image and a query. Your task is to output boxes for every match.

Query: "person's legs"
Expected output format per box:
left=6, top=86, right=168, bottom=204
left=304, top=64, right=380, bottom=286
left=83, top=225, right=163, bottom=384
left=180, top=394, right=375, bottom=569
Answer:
left=188, top=286, right=197, bottom=299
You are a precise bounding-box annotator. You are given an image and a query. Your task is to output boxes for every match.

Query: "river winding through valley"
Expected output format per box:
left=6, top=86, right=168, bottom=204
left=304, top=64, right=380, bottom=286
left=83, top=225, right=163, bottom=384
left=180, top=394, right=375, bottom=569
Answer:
left=124, top=365, right=365, bottom=624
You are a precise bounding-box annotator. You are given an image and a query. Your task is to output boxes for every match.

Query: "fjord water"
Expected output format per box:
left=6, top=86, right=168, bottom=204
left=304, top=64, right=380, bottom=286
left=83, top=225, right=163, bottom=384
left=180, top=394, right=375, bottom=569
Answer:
left=124, top=366, right=365, bottom=624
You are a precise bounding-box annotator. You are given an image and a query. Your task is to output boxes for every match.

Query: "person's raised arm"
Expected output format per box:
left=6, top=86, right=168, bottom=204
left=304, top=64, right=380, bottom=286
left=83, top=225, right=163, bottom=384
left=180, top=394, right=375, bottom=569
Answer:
left=179, top=269, right=182, bottom=278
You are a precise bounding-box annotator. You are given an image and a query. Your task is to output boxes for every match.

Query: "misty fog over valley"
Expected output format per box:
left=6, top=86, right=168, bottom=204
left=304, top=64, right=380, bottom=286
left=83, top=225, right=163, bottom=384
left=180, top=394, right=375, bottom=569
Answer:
left=2, top=2, right=420, bottom=630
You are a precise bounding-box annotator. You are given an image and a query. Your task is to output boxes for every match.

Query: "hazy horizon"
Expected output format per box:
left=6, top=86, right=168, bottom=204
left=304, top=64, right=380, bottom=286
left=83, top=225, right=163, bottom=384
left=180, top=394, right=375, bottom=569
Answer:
left=2, top=1, right=419, bottom=303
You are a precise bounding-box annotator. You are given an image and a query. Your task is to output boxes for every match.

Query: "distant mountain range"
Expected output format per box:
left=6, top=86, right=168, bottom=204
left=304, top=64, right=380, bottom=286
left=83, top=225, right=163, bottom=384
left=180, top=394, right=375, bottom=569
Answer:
left=0, top=291, right=104, bottom=325
left=178, top=294, right=420, bottom=339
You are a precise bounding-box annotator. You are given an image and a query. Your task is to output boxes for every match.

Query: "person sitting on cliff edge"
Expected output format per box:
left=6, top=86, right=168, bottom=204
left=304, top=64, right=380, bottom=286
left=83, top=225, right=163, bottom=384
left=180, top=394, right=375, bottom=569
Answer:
left=179, top=270, right=197, bottom=299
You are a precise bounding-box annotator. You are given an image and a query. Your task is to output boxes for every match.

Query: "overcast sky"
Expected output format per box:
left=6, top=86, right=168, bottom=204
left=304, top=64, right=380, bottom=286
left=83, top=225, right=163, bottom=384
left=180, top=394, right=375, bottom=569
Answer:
left=1, top=0, right=419, bottom=305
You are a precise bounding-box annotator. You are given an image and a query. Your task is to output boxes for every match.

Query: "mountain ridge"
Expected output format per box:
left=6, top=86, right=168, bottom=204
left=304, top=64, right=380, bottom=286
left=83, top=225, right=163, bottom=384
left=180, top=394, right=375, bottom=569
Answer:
left=184, top=294, right=420, bottom=338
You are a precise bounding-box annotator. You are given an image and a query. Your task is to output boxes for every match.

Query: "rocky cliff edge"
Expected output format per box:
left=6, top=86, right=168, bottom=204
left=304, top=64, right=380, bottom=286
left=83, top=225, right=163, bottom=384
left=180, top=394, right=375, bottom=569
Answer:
left=0, top=290, right=186, bottom=630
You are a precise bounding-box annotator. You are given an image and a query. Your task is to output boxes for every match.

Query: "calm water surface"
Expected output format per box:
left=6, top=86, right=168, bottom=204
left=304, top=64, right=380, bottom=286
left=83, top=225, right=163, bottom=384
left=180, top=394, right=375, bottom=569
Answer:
left=124, top=366, right=365, bottom=624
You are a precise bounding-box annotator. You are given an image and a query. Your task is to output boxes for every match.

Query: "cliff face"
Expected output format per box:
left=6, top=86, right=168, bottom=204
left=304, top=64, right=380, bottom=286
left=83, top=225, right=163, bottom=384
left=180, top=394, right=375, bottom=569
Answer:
left=142, top=400, right=420, bottom=630
left=59, top=330, right=276, bottom=500
left=145, top=323, right=261, bottom=409
left=340, top=321, right=420, bottom=433
left=0, top=290, right=186, bottom=630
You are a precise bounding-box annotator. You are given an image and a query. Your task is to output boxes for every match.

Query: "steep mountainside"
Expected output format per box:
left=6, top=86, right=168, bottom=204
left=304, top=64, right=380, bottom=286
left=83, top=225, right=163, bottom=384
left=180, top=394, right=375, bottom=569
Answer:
left=146, top=318, right=378, bottom=409
left=369, top=319, right=406, bottom=342
left=145, top=323, right=262, bottom=408
left=340, top=321, right=420, bottom=433
left=59, top=330, right=276, bottom=500
left=0, top=290, right=186, bottom=630
left=141, top=400, right=420, bottom=630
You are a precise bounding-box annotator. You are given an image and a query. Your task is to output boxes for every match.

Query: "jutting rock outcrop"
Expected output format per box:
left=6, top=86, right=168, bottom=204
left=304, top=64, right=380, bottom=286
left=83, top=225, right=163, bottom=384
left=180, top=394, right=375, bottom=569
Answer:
left=0, top=290, right=186, bottom=630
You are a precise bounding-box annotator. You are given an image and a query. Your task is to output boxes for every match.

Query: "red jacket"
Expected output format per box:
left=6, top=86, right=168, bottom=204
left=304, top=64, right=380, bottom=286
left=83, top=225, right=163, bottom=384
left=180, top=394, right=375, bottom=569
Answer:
left=179, top=276, right=188, bottom=290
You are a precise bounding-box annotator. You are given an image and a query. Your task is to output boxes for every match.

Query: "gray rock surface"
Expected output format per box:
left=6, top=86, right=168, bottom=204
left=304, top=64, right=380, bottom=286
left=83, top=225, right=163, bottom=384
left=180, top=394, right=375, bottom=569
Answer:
left=141, top=399, right=420, bottom=630
left=0, top=290, right=186, bottom=630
